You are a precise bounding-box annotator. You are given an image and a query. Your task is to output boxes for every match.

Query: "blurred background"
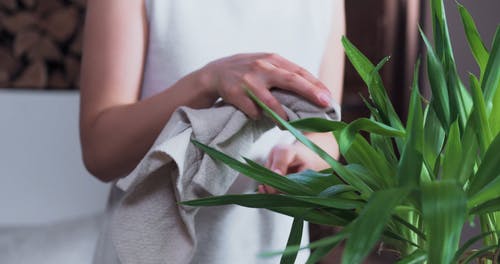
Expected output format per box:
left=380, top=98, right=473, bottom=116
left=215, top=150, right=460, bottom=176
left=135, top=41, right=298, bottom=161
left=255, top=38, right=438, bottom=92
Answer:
left=0, top=0, right=498, bottom=263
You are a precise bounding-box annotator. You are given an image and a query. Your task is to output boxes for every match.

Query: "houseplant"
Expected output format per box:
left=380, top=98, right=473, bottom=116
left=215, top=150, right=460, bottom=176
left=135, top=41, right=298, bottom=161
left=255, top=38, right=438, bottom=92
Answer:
left=183, top=0, right=500, bottom=263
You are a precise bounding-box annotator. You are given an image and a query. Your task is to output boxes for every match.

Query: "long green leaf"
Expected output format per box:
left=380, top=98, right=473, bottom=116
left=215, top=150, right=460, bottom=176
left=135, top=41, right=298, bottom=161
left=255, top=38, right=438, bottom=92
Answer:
left=246, top=89, right=375, bottom=195
left=470, top=74, right=492, bottom=154
left=422, top=106, right=445, bottom=173
left=467, top=133, right=500, bottom=199
left=289, top=118, right=346, bottom=132
left=261, top=229, right=349, bottom=258
left=453, top=230, right=500, bottom=263
left=342, top=134, right=396, bottom=189
left=397, top=67, right=423, bottom=188
left=280, top=218, right=303, bottom=264
left=481, top=26, right=500, bottom=106
left=285, top=169, right=341, bottom=194
left=457, top=3, right=489, bottom=75
left=421, top=181, right=467, bottom=264
left=420, top=29, right=451, bottom=128
left=457, top=118, right=479, bottom=185
left=431, top=0, right=469, bottom=130
left=470, top=197, right=500, bottom=215
left=441, top=121, right=462, bottom=181
left=243, top=159, right=341, bottom=195
left=338, top=118, right=405, bottom=154
left=342, top=37, right=404, bottom=132
left=181, top=194, right=362, bottom=211
left=342, top=188, right=410, bottom=264
left=305, top=243, right=338, bottom=264
left=271, top=207, right=351, bottom=227
left=192, top=140, right=313, bottom=195
left=460, top=245, right=498, bottom=264
left=396, top=249, right=427, bottom=264
left=489, top=83, right=500, bottom=137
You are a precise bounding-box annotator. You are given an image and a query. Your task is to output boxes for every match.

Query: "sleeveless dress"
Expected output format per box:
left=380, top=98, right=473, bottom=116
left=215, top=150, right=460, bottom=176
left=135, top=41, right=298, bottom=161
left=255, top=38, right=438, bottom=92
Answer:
left=93, top=1, right=333, bottom=263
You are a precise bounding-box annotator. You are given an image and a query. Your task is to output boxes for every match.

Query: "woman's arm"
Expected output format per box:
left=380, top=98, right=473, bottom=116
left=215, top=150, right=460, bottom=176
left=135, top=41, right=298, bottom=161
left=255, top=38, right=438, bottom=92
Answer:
left=80, top=0, right=333, bottom=182
left=80, top=0, right=216, bottom=182
left=260, top=0, right=345, bottom=193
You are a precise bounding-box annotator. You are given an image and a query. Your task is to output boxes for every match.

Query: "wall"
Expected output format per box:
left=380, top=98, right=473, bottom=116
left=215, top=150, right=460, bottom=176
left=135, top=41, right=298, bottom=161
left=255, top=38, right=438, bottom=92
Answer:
left=0, top=90, right=109, bottom=225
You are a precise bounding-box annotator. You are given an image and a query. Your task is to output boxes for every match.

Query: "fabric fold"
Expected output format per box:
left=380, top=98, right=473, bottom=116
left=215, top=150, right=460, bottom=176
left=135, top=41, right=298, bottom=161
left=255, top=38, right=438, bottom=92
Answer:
left=111, top=90, right=340, bottom=264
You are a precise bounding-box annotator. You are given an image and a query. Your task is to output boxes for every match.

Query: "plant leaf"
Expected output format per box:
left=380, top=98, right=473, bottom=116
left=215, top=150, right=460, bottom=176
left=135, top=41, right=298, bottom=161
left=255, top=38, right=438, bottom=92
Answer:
left=453, top=230, right=500, bottom=263
left=470, top=197, right=500, bottom=215
left=280, top=218, right=303, bottom=264
left=338, top=118, right=405, bottom=154
left=397, top=66, right=423, bottom=188
left=441, top=120, right=462, bottom=181
left=421, top=181, right=467, bottom=264
left=481, top=25, right=500, bottom=106
left=181, top=193, right=362, bottom=211
left=246, top=89, right=374, bottom=195
left=467, top=132, right=500, bottom=200
left=396, top=249, right=427, bottom=264
left=342, top=37, right=404, bottom=133
left=342, top=188, right=410, bottom=264
left=470, top=74, right=492, bottom=154
left=289, top=118, right=346, bottom=132
left=420, top=29, right=451, bottom=128
left=422, top=106, right=445, bottom=173
left=191, top=140, right=313, bottom=195
left=457, top=3, right=489, bottom=75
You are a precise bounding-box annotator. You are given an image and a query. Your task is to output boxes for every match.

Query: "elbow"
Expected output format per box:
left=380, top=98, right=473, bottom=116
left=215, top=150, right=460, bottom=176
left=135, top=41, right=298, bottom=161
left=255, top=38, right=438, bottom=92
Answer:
left=81, top=146, right=119, bottom=183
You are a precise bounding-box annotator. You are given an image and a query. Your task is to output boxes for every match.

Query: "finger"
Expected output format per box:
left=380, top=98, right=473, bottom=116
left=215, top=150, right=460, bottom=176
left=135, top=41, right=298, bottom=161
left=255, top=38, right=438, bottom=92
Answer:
left=270, top=147, right=296, bottom=174
left=258, top=185, right=266, bottom=194
left=241, top=70, right=288, bottom=120
left=251, top=87, right=288, bottom=120
left=264, top=185, right=278, bottom=194
left=266, top=67, right=332, bottom=108
left=266, top=54, right=331, bottom=94
left=229, top=92, right=261, bottom=120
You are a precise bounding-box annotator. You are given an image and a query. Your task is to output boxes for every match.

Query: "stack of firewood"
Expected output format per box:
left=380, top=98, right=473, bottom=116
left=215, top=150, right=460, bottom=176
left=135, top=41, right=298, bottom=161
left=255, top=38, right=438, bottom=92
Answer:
left=0, top=0, right=85, bottom=89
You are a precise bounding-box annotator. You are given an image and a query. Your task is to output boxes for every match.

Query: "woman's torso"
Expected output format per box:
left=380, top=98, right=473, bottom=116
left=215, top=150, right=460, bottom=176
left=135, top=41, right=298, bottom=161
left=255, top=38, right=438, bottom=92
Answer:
left=98, top=1, right=333, bottom=263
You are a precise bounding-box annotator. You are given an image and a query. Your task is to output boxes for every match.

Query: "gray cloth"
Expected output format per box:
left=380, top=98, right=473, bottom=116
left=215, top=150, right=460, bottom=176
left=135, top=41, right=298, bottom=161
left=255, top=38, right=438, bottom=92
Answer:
left=111, top=90, right=340, bottom=264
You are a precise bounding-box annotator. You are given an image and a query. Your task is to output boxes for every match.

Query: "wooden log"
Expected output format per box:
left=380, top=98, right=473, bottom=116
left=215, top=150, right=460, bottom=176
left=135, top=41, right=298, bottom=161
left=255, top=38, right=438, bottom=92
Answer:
left=0, top=46, right=20, bottom=79
left=14, top=30, right=41, bottom=57
left=69, top=0, right=86, bottom=9
left=20, top=0, right=36, bottom=9
left=36, top=0, right=63, bottom=16
left=1, top=12, right=38, bottom=34
left=70, top=28, right=83, bottom=54
left=27, top=36, right=62, bottom=62
left=64, top=56, right=80, bottom=84
left=0, top=71, right=9, bottom=86
left=48, top=69, right=69, bottom=89
left=0, top=0, right=17, bottom=11
left=42, top=7, right=79, bottom=43
left=13, top=61, right=48, bottom=88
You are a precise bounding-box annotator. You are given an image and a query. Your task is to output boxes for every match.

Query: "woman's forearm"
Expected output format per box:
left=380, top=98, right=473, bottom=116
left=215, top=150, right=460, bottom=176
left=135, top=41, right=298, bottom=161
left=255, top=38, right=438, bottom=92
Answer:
left=81, top=70, right=215, bottom=182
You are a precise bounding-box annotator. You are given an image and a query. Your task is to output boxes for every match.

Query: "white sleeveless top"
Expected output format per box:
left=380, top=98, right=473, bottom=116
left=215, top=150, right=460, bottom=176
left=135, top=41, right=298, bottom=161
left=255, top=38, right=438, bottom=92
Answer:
left=95, top=1, right=333, bottom=263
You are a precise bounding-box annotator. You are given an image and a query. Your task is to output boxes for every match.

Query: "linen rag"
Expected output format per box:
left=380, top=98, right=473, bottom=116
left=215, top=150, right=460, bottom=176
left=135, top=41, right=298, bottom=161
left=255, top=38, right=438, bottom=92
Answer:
left=111, top=90, right=341, bottom=264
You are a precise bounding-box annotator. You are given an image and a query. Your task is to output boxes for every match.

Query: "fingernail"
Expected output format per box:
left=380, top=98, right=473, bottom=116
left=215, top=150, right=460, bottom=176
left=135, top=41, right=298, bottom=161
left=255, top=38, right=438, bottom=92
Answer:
left=318, top=93, right=331, bottom=106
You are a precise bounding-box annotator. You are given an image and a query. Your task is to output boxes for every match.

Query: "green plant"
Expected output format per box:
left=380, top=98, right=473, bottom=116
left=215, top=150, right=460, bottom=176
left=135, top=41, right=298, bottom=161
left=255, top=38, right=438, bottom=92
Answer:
left=182, top=1, right=500, bottom=263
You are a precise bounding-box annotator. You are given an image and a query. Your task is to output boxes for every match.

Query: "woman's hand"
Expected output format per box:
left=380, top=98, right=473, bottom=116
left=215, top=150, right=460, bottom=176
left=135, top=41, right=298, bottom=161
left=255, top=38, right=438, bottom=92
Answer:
left=258, top=132, right=338, bottom=194
left=258, top=143, right=317, bottom=194
left=199, top=53, right=333, bottom=120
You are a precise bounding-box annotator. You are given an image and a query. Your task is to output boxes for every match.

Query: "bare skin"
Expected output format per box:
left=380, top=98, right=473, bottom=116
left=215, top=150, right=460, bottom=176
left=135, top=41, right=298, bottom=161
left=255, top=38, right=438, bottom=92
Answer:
left=79, top=0, right=345, bottom=183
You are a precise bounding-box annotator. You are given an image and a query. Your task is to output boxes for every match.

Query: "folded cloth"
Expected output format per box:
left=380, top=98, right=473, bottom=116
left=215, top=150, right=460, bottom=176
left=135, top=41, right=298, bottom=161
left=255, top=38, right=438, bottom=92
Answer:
left=111, top=90, right=340, bottom=264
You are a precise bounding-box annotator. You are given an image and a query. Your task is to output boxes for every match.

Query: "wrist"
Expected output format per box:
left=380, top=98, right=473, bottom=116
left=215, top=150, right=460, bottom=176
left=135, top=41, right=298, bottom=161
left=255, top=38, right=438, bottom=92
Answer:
left=193, top=67, right=218, bottom=102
